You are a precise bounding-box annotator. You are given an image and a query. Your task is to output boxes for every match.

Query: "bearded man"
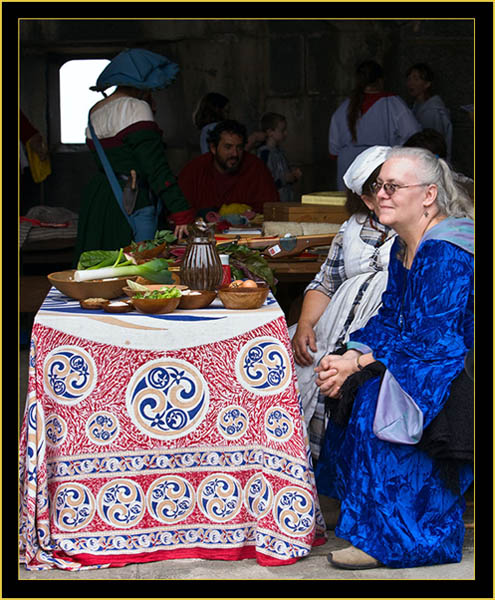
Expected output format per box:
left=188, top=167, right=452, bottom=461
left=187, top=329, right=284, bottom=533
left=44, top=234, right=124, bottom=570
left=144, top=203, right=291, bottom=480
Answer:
left=178, top=120, right=279, bottom=216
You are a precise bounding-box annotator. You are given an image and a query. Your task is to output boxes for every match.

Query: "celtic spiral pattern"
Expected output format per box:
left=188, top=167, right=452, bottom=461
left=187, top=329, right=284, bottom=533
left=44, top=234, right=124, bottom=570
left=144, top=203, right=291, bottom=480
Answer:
left=97, top=479, right=145, bottom=528
left=43, top=346, right=96, bottom=404
left=244, top=473, right=273, bottom=518
left=273, top=486, right=314, bottom=537
left=126, top=359, right=209, bottom=440
left=86, top=411, right=120, bottom=445
left=46, top=414, right=67, bottom=447
left=51, top=524, right=315, bottom=561
left=265, top=406, right=294, bottom=442
left=217, top=406, right=249, bottom=440
left=197, top=474, right=241, bottom=522
left=54, top=482, right=96, bottom=532
left=29, top=336, right=36, bottom=375
left=24, top=392, right=45, bottom=500
left=147, top=475, right=195, bottom=524
left=235, top=337, right=291, bottom=395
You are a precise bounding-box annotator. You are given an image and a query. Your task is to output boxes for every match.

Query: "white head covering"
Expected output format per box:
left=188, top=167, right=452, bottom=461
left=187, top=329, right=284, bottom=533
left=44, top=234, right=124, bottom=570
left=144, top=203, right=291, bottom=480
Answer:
left=343, top=145, right=391, bottom=195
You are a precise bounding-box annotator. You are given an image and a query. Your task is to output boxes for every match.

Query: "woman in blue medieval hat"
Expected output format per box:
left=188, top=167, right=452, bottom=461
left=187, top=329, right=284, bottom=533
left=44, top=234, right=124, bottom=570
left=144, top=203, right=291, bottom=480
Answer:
left=75, top=48, right=195, bottom=257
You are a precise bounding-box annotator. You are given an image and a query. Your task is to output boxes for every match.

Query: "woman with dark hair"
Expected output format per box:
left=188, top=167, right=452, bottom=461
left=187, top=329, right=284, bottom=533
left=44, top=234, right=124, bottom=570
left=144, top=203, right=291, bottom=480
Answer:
left=193, top=92, right=230, bottom=153
left=290, top=146, right=396, bottom=461
left=404, top=127, right=448, bottom=159
left=193, top=92, right=265, bottom=154
left=406, top=63, right=453, bottom=160
left=329, top=60, right=421, bottom=190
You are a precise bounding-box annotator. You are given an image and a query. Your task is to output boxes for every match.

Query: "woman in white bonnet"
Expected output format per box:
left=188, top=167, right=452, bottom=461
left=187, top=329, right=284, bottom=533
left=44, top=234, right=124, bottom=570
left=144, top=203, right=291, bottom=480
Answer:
left=290, top=145, right=396, bottom=468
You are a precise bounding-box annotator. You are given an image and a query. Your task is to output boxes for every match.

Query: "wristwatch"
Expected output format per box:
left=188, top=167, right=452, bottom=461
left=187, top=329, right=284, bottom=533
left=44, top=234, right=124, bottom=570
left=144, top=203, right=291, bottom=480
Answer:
left=356, top=354, right=364, bottom=370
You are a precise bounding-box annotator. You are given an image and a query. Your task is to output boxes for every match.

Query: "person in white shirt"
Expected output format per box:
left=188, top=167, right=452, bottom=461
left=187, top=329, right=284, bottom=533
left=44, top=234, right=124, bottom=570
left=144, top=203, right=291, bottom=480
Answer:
left=406, top=63, right=453, bottom=161
left=328, top=60, right=421, bottom=190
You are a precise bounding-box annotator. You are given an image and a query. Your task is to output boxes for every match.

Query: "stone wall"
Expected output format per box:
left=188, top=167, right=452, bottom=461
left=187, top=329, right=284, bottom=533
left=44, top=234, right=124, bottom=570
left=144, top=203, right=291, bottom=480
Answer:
left=20, top=19, right=474, bottom=213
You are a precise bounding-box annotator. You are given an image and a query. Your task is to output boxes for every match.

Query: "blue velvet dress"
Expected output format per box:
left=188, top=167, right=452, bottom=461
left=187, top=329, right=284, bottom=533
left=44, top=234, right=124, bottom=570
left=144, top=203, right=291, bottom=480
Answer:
left=315, top=218, right=474, bottom=568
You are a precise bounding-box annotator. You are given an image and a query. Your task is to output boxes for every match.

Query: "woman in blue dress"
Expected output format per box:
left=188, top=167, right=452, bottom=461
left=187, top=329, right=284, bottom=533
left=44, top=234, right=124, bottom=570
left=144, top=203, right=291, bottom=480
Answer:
left=314, top=146, right=474, bottom=569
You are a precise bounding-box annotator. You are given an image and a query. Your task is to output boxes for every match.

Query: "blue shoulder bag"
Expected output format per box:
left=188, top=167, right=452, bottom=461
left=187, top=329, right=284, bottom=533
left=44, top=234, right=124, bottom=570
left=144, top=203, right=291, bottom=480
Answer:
left=87, top=113, right=159, bottom=242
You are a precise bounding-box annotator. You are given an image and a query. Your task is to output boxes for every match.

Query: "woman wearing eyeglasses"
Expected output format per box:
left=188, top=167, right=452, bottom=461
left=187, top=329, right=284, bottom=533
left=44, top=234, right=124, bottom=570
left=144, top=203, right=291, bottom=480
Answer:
left=314, top=146, right=473, bottom=570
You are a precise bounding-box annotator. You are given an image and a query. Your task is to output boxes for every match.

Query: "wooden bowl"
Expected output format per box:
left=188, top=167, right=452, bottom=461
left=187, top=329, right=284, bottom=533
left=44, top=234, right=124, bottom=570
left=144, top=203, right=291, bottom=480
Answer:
left=131, top=296, right=181, bottom=314
left=79, top=298, right=110, bottom=310
left=122, top=284, right=187, bottom=298
left=123, top=242, right=169, bottom=261
left=217, top=284, right=269, bottom=310
left=47, top=270, right=135, bottom=300
left=103, top=300, right=134, bottom=313
left=178, top=289, right=217, bottom=310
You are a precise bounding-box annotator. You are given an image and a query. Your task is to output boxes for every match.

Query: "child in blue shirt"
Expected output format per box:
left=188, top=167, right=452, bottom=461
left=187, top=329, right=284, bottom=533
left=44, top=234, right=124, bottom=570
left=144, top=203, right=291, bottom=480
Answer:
left=256, top=112, right=302, bottom=202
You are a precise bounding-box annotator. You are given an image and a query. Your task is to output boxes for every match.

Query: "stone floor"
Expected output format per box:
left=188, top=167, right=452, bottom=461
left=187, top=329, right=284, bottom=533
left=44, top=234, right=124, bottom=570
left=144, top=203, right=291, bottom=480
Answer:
left=17, top=528, right=474, bottom=581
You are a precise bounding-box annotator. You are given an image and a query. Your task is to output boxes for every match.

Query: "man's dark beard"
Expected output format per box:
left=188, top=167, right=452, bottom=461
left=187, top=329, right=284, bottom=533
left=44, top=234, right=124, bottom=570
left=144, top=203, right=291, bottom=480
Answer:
left=214, top=155, right=241, bottom=174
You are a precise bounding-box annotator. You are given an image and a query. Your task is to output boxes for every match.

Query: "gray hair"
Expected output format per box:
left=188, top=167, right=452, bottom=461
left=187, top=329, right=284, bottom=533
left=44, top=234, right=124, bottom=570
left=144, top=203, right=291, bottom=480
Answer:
left=386, top=146, right=473, bottom=219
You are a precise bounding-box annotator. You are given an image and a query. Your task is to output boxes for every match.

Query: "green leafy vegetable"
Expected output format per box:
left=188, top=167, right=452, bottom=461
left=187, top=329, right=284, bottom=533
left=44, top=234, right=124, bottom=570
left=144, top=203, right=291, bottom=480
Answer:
left=129, top=230, right=177, bottom=252
left=111, top=247, right=125, bottom=268
left=74, top=258, right=174, bottom=284
left=126, top=279, right=150, bottom=292
left=216, top=242, right=276, bottom=291
left=77, top=250, right=123, bottom=270
left=134, top=287, right=182, bottom=299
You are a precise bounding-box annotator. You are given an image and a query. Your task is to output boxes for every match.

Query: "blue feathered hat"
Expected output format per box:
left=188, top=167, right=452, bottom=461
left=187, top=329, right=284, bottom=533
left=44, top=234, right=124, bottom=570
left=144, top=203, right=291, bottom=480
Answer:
left=90, top=48, right=179, bottom=92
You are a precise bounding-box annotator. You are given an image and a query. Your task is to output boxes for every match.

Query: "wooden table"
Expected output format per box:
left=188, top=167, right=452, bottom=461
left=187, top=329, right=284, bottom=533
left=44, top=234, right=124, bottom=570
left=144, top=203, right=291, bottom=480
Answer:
left=267, top=256, right=325, bottom=282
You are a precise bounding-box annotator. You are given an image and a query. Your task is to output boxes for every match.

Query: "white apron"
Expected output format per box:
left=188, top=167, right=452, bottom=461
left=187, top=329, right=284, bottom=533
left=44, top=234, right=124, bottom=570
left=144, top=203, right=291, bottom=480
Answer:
left=289, top=214, right=396, bottom=439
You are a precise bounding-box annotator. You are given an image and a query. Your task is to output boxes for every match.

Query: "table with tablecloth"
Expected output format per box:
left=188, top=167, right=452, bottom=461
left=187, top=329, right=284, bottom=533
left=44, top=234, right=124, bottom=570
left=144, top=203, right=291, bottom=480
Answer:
left=19, top=287, right=327, bottom=571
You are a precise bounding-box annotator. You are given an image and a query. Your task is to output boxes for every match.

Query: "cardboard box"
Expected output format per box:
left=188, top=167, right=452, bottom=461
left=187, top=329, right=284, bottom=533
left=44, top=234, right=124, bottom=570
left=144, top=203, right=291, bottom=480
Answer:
left=263, top=202, right=348, bottom=224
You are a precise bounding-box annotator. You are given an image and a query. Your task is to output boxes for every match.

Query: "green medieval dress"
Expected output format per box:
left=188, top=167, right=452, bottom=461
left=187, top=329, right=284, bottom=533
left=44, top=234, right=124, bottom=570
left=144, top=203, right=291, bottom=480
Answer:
left=75, top=96, right=194, bottom=259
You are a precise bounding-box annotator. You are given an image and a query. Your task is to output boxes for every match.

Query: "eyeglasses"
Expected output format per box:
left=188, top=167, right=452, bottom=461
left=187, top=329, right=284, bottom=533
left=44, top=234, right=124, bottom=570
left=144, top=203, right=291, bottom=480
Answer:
left=371, top=180, right=430, bottom=196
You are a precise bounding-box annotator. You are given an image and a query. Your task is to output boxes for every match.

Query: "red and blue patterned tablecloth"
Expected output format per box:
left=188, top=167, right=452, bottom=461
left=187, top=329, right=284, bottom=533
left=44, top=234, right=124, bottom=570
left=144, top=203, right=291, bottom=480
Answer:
left=19, top=288, right=327, bottom=571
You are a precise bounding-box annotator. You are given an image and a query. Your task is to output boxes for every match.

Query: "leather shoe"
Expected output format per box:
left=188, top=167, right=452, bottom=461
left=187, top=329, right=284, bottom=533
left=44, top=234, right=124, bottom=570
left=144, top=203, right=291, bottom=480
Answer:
left=328, top=545, right=383, bottom=570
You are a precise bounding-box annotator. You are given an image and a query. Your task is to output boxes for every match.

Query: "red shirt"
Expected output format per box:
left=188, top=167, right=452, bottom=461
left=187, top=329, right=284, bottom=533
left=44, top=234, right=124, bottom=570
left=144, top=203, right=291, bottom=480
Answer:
left=178, top=151, right=280, bottom=215
left=361, top=91, right=395, bottom=115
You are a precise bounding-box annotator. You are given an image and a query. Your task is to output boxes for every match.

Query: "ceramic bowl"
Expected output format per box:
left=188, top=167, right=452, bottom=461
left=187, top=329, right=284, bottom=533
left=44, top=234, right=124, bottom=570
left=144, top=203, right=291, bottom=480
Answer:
left=47, top=270, right=135, bottom=300
left=217, top=284, right=269, bottom=310
left=178, top=289, right=217, bottom=310
left=131, top=296, right=181, bottom=315
left=122, top=284, right=187, bottom=298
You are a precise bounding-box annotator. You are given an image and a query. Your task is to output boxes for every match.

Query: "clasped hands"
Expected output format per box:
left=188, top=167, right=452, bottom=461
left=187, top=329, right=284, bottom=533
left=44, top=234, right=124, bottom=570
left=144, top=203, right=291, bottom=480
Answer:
left=314, top=350, right=364, bottom=399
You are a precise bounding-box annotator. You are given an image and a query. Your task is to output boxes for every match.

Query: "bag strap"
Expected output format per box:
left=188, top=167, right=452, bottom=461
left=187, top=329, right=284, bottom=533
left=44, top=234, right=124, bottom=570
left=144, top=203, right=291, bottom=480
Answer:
left=87, top=113, right=137, bottom=237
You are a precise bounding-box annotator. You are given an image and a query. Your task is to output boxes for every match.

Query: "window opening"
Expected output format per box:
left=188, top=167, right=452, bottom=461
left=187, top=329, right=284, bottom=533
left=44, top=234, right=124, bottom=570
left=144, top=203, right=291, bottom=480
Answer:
left=59, top=59, right=115, bottom=144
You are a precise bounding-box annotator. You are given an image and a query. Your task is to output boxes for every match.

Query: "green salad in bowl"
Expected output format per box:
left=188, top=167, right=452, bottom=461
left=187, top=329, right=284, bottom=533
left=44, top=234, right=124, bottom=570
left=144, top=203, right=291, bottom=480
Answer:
left=133, top=287, right=182, bottom=300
